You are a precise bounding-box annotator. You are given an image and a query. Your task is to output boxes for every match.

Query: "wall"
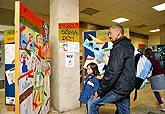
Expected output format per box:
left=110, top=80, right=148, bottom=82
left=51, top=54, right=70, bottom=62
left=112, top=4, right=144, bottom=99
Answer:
left=148, top=35, right=160, bottom=46
left=131, top=36, right=148, bottom=48
left=0, top=31, right=5, bottom=80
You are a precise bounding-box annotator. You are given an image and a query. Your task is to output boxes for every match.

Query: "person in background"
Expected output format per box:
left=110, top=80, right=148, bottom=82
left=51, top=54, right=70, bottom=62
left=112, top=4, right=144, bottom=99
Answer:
left=87, top=24, right=136, bottom=114
left=145, top=48, right=165, bottom=111
left=79, top=62, right=100, bottom=113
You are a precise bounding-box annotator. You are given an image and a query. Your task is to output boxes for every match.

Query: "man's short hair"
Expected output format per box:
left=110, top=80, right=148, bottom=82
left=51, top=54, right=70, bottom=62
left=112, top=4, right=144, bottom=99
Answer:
left=110, top=24, right=124, bottom=35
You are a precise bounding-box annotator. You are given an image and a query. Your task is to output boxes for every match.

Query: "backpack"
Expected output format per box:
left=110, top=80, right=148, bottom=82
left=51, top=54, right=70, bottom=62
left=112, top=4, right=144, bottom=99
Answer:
left=133, top=47, right=152, bottom=101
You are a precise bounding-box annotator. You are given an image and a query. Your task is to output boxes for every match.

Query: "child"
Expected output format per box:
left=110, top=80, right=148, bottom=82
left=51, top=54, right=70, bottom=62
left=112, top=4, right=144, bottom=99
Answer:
left=145, top=48, right=165, bottom=111
left=79, top=62, right=100, bottom=112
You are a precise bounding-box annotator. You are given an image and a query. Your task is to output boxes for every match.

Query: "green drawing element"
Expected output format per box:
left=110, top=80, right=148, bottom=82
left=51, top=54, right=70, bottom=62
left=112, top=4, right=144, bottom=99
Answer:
left=59, top=29, right=79, bottom=36
left=4, top=29, right=15, bottom=36
left=20, top=16, right=42, bottom=34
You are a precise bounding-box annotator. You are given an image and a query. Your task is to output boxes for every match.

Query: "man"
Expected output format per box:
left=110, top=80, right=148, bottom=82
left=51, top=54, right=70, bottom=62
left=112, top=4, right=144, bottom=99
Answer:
left=87, top=24, right=136, bottom=114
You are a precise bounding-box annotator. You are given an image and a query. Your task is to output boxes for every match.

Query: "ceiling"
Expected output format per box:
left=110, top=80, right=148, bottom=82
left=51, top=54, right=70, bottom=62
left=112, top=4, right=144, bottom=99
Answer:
left=0, top=0, right=165, bottom=36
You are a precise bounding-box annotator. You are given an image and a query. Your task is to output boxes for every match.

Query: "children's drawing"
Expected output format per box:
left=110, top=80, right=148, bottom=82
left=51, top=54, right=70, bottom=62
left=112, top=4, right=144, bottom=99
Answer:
left=88, top=34, right=105, bottom=48
left=5, top=69, right=15, bottom=85
left=5, top=44, right=15, bottom=64
left=20, top=24, right=35, bottom=50
left=35, top=33, right=44, bottom=58
left=32, top=72, right=44, bottom=109
left=20, top=50, right=31, bottom=73
left=43, top=22, right=49, bottom=41
left=16, top=2, right=51, bottom=113
left=6, top=97, right=15, bottom=105
left=41, top=41, right=51, bottom=60
left=18, top=74, right=33, bottom=95
left=20, top=95, right=33, bottom=114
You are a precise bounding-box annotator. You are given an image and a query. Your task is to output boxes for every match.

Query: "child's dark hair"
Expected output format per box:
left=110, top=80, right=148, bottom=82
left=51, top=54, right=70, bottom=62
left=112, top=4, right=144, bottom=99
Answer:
left=145, top=48, right=153, bottom=56
left=87, top=62, right=100, bottom=76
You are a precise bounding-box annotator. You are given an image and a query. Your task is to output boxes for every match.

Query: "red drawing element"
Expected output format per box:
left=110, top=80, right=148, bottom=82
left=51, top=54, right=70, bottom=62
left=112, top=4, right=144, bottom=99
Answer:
left=87, top=57, right=94, bottom=60
left=20, top=25, right=26, bottom=32
left=20, top=3, right=42, bottom=28
left=18, top=70, right=33, bottom=80
left=34, top=43, right=43, bottom=57
left=59, top=22, right=79, bottom=29
left=96, top=42, right=104, bottom=44
left=12, top=59, right=15, bottom=64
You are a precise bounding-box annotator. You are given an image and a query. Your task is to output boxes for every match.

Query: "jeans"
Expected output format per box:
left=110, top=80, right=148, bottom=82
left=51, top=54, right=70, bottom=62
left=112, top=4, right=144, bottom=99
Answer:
left=87, top=91, right=130, bottom=114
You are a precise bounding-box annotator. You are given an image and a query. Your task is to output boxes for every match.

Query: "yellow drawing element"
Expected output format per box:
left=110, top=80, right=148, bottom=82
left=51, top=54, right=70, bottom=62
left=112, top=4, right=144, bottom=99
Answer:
left=4, top=29, right=15, bottom=44
left=96, top=30, right=109, bottom=42
left=32, top=87, right=44, bottom=110
left=88, top=34, right=105, bottom=48
left=124, top=28, right=130, bottom=38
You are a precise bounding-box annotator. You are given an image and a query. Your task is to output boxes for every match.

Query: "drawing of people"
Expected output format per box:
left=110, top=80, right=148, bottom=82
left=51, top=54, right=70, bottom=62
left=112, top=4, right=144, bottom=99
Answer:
left=21, top=52, right=28, bottom=73
left=21, top=31, right=34, bottom=50
left=43, top=22, right=49, bottom=41
left=31, top=56, right=36, bottom=72
left=41, top=41, right=51, bottom=60
left=27, top=32, right=34, bottom=50
left=5, top=69, right=15, bottom=85
left=35, top=34, right=44, bottom=57
left=63, top=43, right=68, bottom=51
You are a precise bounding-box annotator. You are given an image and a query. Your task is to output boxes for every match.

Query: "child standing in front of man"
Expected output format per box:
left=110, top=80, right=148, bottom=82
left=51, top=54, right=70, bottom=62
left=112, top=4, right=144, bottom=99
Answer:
left=79, top=62, right=100, bottom=113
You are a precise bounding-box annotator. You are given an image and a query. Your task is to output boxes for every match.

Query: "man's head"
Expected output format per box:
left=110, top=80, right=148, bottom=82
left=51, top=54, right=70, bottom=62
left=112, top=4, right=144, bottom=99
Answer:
left=108, top=24, right=124, bottom=43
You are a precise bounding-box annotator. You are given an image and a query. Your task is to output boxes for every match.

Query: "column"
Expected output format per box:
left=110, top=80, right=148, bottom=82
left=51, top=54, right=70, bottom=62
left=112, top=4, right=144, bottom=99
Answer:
left=50, top=0, right=80, bottom=113
left=160, top=24, right=165, bottom=45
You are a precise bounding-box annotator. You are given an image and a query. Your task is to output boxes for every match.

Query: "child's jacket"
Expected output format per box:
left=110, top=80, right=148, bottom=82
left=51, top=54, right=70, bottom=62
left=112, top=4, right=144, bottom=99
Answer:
left=79, top=74, right=99, bottom=103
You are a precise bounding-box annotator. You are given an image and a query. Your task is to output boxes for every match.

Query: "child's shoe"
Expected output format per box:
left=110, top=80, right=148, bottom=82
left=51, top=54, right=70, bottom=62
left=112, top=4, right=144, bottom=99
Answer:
left=159, top=104, right=165, bottom=111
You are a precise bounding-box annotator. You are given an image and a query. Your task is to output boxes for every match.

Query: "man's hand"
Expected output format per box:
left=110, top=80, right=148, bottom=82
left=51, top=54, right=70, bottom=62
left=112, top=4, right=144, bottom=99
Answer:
left=103, top=54, right=109, bottom=65
left=93, top=91, right=100, bottom=99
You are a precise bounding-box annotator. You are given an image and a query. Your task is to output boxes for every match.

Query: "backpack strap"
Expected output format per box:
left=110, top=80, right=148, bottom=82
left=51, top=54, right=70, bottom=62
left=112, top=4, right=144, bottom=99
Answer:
left=133, top=89, right=138, bottom=101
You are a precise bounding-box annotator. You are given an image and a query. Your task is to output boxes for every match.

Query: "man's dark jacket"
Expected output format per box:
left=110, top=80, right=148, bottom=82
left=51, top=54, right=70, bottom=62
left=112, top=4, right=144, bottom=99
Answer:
left=98, top=37, right=136, bottom=98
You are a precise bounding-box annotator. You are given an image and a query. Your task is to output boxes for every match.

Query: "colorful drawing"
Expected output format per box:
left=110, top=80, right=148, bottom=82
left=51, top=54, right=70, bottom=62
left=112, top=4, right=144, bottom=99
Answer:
left=4, top=29, right=15, bottom=106
left=5, top=44, right=15, bottom=64
left=5, top=69, right=15, bottom=85
left=6, top=97, right=15, bottom=105
left=20, top=24, right=35, bottom=51
left=14, top=2, right=51, bottom=113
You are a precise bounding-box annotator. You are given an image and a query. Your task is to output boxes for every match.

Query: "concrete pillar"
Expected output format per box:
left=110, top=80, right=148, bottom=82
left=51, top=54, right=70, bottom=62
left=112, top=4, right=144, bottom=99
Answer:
left=50, top=0, right=80, bottom=113
left=160, top=24, right=165, bottom=45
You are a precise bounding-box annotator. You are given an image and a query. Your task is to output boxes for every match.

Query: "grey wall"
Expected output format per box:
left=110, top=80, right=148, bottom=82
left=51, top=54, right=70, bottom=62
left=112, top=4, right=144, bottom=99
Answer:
left=0, top=31, right=5, bottom=81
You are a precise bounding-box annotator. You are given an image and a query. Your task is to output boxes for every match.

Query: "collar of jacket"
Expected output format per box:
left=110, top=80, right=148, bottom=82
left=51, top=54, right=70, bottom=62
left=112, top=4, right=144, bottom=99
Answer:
left=113, top=36, right=130, bottom=46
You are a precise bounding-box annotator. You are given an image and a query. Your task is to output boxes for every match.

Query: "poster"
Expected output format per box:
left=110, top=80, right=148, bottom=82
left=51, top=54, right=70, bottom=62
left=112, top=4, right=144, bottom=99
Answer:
left=65, top=53, right=74, bottom=68
left=59, top=42, right=79, bottom=52
left=59, top=22, right=79, bottom=42
left=83, top=29, right=129, bottom=77
left=15, top=2, right=51, bottom=114
left=4, top=29, right=15, bottom=106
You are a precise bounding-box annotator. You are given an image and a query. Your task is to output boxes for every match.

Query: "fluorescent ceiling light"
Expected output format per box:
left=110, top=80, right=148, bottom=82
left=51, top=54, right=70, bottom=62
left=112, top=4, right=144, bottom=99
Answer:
left=112, top=17, right=129, bottom=23
left=152, top=3, right=165, bottom=11
left=149, top=29, right=160, bottom=32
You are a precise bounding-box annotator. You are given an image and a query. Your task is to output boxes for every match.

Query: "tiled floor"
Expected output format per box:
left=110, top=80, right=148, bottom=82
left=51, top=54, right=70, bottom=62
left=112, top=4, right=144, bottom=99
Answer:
left=0, top=83, right=165, bottom=114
